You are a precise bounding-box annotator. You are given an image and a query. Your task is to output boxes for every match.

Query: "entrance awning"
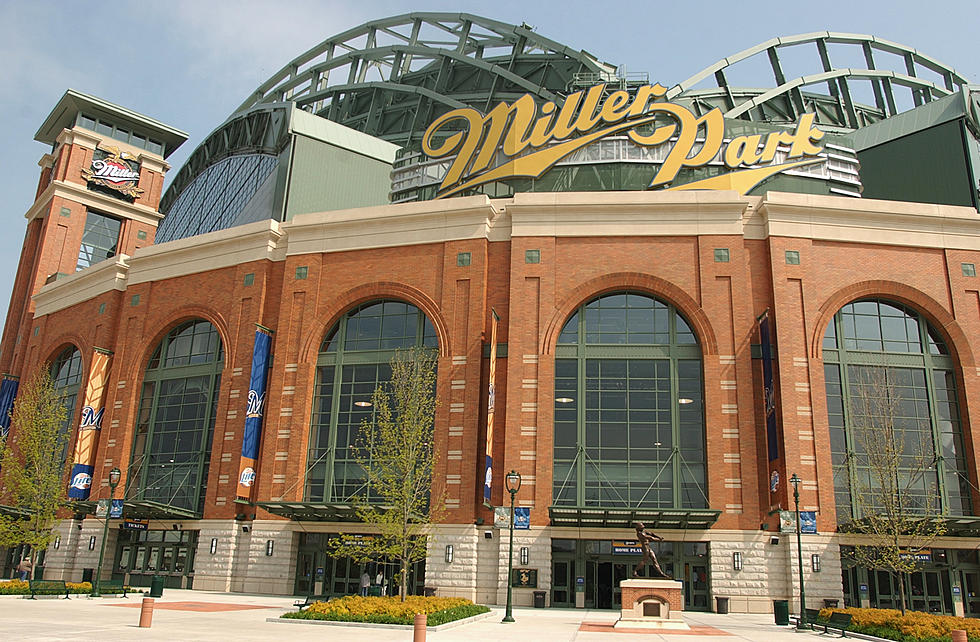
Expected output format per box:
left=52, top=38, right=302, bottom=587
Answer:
left=944, top=516, right=980, bottom=536
left=69, top=500, right=200, bottom=520
left=0, top=503, right=31, bottom=519
left=256, top=502, right=362, bottom=522
left=549, top=506, right=721, bottom=529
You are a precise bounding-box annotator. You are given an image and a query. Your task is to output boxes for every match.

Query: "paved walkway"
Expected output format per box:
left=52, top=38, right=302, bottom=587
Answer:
left=0, top=589, right=833, bottom=641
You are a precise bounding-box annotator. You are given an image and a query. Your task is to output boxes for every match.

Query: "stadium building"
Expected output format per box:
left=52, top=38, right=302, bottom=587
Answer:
left=2, top=13, right=980, bottom=615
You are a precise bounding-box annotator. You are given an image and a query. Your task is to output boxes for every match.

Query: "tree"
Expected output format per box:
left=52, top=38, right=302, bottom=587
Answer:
left=0, top=367, right=69, bottom=569
left=329, top=347, right=441, bottom=601
left=841, top=366, right=946, bottom=615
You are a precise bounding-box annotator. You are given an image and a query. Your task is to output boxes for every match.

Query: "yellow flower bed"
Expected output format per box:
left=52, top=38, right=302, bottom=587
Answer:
left=821, top=607, right=980, bottom=641
left=305, top=595, right=473, bottom=618
left=0, top=580, right=92, bottom=594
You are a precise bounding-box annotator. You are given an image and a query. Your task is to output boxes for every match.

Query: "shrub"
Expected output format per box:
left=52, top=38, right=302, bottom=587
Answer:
left=282, top=595, right=490, bottom=625
left=0, top=580, right=93, bottom=595
left=821, top=607, right=980, bottom=642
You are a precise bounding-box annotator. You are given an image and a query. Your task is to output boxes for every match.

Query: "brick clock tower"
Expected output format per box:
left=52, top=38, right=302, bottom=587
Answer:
left=0, top=90, right=186, bottom=379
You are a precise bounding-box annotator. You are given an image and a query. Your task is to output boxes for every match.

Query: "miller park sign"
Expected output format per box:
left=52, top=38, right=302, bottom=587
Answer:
left=422, top=82, right=826, bottom=198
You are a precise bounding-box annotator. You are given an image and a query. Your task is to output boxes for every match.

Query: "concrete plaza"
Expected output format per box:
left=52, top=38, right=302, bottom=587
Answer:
left=0, top=589, right=843, bottom=641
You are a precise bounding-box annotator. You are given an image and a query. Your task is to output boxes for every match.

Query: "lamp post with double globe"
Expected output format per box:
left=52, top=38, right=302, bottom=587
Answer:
left=502, top=470, right=522, bottom=623
left=92, top=466, right=121, bottom=598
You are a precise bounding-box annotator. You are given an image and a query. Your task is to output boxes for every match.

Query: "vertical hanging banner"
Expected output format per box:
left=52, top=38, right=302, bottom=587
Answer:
left=237, top=326, right=273, bottom=502
left=758, top=311, right=779, bottom=462
left=0, top=375, right=19, bottom=440
left=484, top=310, right=499, bottom=506
left=68, top=349, right=113, bottom=500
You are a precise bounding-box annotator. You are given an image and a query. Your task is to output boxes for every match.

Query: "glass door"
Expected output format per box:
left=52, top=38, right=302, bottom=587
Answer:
left=551, top=559, right=574, bottom=607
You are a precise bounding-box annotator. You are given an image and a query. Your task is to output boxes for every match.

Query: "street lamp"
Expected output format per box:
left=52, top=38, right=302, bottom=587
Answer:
left=92, top=467, right=121, bottom=598
left=789, top=473, right=807, bottom=629
left=502, top=470, right=522, bottom=623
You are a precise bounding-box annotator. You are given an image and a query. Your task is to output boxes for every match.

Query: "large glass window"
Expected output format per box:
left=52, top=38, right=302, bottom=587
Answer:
left=76, top=210, right=121, bottom=270
left=553, top=292, right=706, bottom=509
left=51, top=346, right=83, bottom=461
left=306, top=300, right=437, bottom=503
left=127, top=321, right=223, bottom=514
left=824, top=299, right=971, bottom=520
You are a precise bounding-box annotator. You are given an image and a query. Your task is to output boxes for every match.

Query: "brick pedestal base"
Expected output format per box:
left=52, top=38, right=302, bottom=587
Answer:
left=615, top=579, right=690, bottom=630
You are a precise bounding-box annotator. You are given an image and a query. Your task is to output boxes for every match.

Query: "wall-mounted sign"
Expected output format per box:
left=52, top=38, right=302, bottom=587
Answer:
left=422, top=82, right=826, bottom=199
left=612, top=540, right=644, bottom=555
left=511, top=568, right=538, bottom=588
left=899, top=549, right=932, bottom=562
left=82, top=145, right=144, bottom=200
left=122, top=519, right=148, bottom=530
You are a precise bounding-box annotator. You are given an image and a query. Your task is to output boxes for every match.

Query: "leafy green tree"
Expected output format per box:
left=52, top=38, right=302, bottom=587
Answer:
left=330, top=347, right=440, bottom=601
left=842, top=366, right=946, bottom=615
left=0, top=368, right=69, bottom=569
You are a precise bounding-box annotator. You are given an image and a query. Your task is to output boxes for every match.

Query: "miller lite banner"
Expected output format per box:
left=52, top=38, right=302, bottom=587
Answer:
left=68, top=349, right=112, bottom=500
left=758, top=311, right=779, bottom=462
left=236, top=327, right=273, bottom=501
left=483, top=309, right=499, bottom=505
left=82, top=145, right=144, bottom=200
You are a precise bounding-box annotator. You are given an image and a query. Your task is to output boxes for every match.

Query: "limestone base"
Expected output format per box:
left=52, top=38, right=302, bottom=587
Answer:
left=615, top=579, right=689, bottom=630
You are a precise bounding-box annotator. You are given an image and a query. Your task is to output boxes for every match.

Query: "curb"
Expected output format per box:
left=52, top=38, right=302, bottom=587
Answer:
left=267, top=610, right=494, bottom=631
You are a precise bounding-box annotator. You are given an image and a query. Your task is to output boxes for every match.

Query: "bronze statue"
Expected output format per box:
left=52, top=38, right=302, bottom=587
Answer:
left=632, top=522, right=669, bottom=578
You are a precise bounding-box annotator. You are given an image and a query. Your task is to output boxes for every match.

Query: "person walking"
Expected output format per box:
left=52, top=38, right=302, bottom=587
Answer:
left=359, top=570, right=371, bottom=597
left=16, top=557, right=32, bottom=581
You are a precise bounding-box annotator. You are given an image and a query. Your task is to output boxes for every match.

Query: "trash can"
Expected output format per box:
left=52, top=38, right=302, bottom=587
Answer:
left=533, top=590, right=547, bottom=608
left=773, top=599, right=789, bottom=625
left=823, top=599, right=839, bottom=609
left=149, top=575, right=165, bottom=598
left=82, top=568, right=94, bottom=583
left=715, top=596, right=729, bottom=614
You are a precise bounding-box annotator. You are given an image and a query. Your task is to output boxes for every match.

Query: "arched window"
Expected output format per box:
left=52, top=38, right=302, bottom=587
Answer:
left=127, top=321, right=223, bottom=514
left=306, top=300, right=437, bottom=502
left=51, top=346, right=83, bottom=461
left=553, top=292, right=706, bottom=509
left=823, top=299, right=971, bottom=519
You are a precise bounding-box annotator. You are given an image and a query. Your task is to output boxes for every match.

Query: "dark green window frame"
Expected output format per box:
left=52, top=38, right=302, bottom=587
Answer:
left=823, top=299, right=971, bottom=521
left=126, top=321, right=223, bottom=515
left=553, top=292, right=707, bottom=510
left=51, top=346, right=83, bottom=462
left=306, top=300, right=437, bottom=503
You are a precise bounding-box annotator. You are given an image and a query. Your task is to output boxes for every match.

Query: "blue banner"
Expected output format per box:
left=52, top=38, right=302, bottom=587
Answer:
left=110, top=499, right=123, bottom=518
left=0, top=376, right=18, bottom=440
left=514, top=507, right=530, bottom=529
left=237, top=328, right=272, bottom=501
left=68, top=463, right=94, bottom=500
left=759, top=312, right=779, bottom=462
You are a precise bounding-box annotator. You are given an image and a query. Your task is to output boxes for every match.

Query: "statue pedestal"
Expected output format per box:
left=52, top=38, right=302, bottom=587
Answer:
left=615, top=579, right=690, bottom=630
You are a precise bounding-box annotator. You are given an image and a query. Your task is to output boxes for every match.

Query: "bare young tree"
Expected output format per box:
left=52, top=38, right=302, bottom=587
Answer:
left=329, top=347, right=441, bottom=601
left=842, top=366, right=946, bottom=615
left=0, top=368, right=69, bottom=569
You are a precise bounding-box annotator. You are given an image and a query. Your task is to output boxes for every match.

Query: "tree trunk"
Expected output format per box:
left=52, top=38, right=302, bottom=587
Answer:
left=400, top=558, right=408, bottom=601
left=897, top=571, right=907, bottom=615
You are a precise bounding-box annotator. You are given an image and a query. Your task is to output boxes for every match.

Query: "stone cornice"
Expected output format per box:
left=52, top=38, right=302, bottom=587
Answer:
left=505, top=190, right=751, bottom=238
left=26, top=179, right=163, bottom=226
left=284, top=194, right=501, bottom=255
left=33, top=256, right=130, bottom=318
left=754, top=191, right=980, bottom=249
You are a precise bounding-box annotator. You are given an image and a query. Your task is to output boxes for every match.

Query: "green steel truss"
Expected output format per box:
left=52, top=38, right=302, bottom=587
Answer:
left=234, top=12, right=614, bottom=147
left=668, top=32, right=969, bottom=130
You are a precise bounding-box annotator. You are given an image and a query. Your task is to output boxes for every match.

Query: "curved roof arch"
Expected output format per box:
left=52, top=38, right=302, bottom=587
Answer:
left=669, top=31, right=969, bottom=129
left=233, top=12, right=614, bottom=146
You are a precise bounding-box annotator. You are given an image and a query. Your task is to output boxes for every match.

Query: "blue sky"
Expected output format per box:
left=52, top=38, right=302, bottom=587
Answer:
left=1, top=0, right=978, bottom=329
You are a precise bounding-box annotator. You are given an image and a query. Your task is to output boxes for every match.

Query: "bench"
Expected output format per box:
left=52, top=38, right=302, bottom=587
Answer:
left=293, top=595, right=317, bottom=611
left=789, top=608, right=821, bottom=627
left=816, top=612, right=852, bottom=637
left=28, top=580, right=69, bottom=599
left=99, top=582, right=129, bottom=597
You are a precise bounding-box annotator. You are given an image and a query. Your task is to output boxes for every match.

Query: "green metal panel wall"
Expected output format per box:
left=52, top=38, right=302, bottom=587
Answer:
left=284, top=134, right=393, bottom=220
left=857, top=120, right=974, bottom=208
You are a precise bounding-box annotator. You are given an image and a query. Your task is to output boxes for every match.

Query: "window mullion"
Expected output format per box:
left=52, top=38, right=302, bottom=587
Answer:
left=324, top=316, right=348, bottom=503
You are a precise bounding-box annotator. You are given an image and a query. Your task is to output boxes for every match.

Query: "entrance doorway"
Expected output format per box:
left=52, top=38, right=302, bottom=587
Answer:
left=551, top=538, right=710, bottom=610
left=294, top=532, right=425, bottom=598
left=114, top=529, right=197, bottom=589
